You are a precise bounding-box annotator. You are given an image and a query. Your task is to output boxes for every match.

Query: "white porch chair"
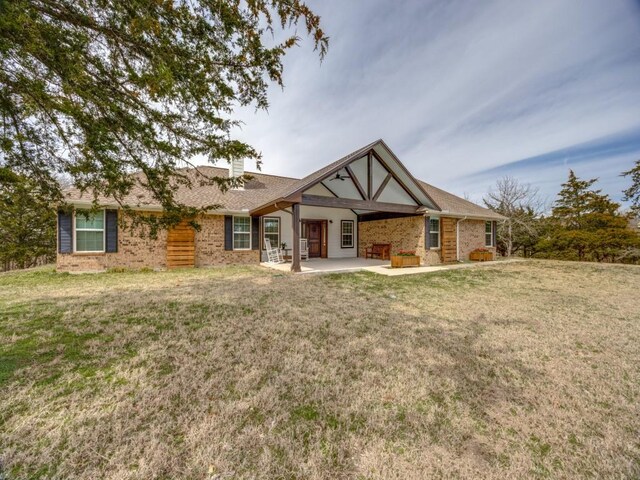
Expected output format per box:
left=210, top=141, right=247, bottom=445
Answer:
left=300, top=238, right=309, bottom=261
left=264, top=238, right=285, bottom=264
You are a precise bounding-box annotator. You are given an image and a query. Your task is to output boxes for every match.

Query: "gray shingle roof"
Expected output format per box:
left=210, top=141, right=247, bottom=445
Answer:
left=417, top=181, right=505, bottom=220
left=63, top=166, right=299, bottom=212
left=63, top=145, right=504, bottom=220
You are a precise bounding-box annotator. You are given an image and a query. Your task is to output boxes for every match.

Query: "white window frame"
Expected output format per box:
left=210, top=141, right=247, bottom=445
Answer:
left=485, top=221, right=493, bottom=247
left=341, top=220, right=354, bottom=248
left=262, top=217, right=280, bottom=250
left=74, top=209, right=106, bottom=253
left=429, top=217, right=440, bottom=250
left=233, top=216, right=252, bottom=250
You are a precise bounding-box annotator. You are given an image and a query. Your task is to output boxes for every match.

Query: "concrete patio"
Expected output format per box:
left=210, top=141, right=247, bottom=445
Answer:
left=260, top=257, right=389, bottom=274
left=260, top=257, right=520, bottom=275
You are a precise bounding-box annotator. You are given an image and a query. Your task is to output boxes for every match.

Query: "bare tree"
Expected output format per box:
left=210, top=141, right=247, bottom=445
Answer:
left=484, top=176, right=543, bottom=257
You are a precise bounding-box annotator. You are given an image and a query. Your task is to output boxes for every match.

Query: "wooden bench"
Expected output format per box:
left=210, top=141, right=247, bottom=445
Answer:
left=365, top=243, right=391, bottom=260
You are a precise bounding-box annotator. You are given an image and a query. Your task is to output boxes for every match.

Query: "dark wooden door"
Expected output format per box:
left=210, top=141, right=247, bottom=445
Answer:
left=307, top=221, right=322, bottom=257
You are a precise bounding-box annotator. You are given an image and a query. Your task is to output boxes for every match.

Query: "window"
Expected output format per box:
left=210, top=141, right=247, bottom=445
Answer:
left=75, top=210, right=105, bottom=252
left=341, top=220, right=354, bottom=248
left=485, top=221, right=493, bottom=247
left=233, top=216, right=251, bottom=250
left=262, top=217, right=280, bottom=250
left=429, top=218, right=440, bottom=249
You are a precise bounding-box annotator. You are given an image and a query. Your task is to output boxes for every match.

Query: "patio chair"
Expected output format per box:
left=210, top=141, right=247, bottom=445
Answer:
left=264, top=238, right=285, bottom=264
left=300, top=238, right=309, bottom=261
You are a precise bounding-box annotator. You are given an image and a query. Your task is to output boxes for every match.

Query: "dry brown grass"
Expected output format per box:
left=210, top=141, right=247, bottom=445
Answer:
left=0, top=260, right=639, bottom=479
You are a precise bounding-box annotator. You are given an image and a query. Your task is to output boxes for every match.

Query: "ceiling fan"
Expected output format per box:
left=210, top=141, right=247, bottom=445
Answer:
left=329, top=171, right=349, bottom=181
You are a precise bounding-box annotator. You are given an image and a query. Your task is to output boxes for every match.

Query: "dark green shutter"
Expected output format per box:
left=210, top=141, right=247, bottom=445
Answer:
left=105, top=210, right=118, bottom=253
left=425, top=216, right=430, bottom=249
left=251, top=217, right=259, bottom=250
left=492, top=221, right=497, bottom=247
left=224, top=215, right=233, bottom=251
left=58, top=210, right=73, bottom=253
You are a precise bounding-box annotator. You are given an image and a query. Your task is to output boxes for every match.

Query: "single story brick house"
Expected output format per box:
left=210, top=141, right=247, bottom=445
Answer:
left=57, top=139, right=504, bottom=272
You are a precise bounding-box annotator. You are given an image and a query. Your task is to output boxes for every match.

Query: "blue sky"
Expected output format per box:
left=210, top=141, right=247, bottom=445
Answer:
left=228, top=0, right=640, bottom=208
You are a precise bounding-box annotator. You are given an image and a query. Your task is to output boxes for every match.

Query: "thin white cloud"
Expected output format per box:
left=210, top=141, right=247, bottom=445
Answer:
left=216, top=0, right=640, bottom=204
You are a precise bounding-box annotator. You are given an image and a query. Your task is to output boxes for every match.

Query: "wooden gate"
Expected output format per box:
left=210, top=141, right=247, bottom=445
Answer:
left=167, top=221, right=195, bottom=269
left=441, top=217, right=457, bottom=263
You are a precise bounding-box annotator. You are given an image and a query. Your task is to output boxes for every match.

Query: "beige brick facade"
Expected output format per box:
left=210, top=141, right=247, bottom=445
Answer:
left=57, top=210, right=494, bottom=272
left=57, top=212, right=258, bottom=272
left=458, top=219, right=496, bottom=260
left=194, top=215, right=259, bottom=267
left=357, top=216, right=496, bottom=265
left=358, top=216, right=439, bottom=265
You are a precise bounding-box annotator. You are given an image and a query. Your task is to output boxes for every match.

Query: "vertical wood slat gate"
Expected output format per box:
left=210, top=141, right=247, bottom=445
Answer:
left=440, top=217, right=458, bottom=263
left=167, top=221, right=195, bottom=269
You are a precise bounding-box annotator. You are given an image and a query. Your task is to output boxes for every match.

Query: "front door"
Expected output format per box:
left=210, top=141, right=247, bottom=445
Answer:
left=302, top=220, right=327, bottom=258
left=306, top=221, right=322, bottom=257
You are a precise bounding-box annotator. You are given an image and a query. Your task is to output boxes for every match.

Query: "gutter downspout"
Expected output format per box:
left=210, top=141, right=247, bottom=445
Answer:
left=456, top=216, right=467, bottom=262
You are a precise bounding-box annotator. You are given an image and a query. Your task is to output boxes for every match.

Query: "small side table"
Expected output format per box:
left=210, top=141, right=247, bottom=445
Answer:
left=282, top=248, right=292, bottom=261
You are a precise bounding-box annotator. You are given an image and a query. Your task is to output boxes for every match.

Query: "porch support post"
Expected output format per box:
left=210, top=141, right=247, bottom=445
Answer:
left=291, top=203, right=301, bottom=272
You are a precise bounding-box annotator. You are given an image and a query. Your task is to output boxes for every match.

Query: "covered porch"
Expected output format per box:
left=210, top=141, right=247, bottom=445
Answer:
left=250, top=141, right=440, bottom=272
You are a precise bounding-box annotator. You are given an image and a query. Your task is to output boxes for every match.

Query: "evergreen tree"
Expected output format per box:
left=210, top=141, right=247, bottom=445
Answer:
left=538, top=170, right=639, bottom=262
left=0, top=0, right=327, bottom=229
left=0, top=168, right=56, bottom=270
left=622, top=160, right=640, bottom=215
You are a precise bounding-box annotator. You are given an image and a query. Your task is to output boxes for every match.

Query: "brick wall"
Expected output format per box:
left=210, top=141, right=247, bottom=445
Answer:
left=358, top=216, right=441, bottom=265
left=358, top=216, right=424, bottom=260
left=57, top=211, right=168, bottom=272
left=458, top=219, right=496, bottom=260
left=358, top=216, right=497, bottom=265
left=57, top=210, right=496, bottom=271
left=194, top=215, right=259, bottom=267
left=57, top=212, right=258, bottom=272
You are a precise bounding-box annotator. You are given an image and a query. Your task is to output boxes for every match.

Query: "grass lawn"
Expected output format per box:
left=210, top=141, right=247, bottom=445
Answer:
left=0, top=260, right=639, bottom=479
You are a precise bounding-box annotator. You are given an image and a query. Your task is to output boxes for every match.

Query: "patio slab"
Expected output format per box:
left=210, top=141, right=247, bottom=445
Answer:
left=260, top=257, right=389, bottom=274
left=261, top=258, right=522, bottom=275
left=363, top=258, right=522, bottom=276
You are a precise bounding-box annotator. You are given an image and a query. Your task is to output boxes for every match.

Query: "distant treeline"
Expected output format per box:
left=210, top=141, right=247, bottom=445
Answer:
left=486, top=160, right=640, bottom=264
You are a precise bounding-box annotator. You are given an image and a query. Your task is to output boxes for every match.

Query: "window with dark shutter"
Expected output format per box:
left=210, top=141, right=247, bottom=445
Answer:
left=425, top=216, right=430, bottom=249
left=224, top=215, right=233, bottom=251
left=492, top=221, right=497, bottom=247
left=251, top=217, right=259, bottom=250
left=105, top=210, right=118, bottom=253
left=58, top=211, right=73, bottom=253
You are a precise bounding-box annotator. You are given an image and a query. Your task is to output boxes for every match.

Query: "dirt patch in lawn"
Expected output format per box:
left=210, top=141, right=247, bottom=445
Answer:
left=0, top=260, right=639, bottom=479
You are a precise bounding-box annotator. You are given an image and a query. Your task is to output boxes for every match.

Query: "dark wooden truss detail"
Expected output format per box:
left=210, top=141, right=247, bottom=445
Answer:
left=372, top=172, right=392, bottom=201
left=345, top=164, right=367, bottom=200
left=357, top=211, right=421, bottom=222
left=320, top=181, right=359, bottom=215
left=301, top=194, right=420, bottom=214
left=370, top=149, right=421, bottom=205
left=367, top=152, right=373, bottom=200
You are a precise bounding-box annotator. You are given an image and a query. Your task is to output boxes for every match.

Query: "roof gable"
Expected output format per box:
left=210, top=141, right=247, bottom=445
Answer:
left=249, top=139, right=439, bottom=215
